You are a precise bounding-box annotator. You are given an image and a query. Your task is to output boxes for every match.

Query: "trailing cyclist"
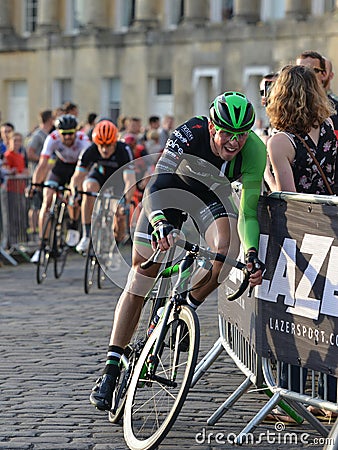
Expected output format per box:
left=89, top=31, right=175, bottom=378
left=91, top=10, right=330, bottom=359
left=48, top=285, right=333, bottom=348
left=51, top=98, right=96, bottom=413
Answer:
left=89, top=91, right=266, bottom=412
left=30, top=114, right=91, bottom=262
left=70, top=119, right=136, bottom=255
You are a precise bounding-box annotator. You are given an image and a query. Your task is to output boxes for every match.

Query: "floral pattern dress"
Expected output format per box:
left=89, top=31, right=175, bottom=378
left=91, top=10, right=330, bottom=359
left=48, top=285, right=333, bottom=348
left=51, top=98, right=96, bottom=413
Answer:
left=283, top=121, right=337, bottom=194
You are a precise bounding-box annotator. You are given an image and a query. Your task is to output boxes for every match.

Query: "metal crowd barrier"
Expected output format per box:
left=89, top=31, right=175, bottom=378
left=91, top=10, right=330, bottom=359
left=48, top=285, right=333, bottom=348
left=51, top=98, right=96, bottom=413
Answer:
left=0, top=174, right=32, bottom=264
left=193, top=192, right=338, bottom=447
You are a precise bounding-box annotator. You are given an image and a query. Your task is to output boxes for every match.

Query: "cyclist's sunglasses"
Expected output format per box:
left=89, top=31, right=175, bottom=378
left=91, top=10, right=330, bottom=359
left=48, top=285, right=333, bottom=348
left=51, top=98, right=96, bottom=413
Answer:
left=59, top=129, right=76, bottom=135
left=213, top=123, right=250, bottom=141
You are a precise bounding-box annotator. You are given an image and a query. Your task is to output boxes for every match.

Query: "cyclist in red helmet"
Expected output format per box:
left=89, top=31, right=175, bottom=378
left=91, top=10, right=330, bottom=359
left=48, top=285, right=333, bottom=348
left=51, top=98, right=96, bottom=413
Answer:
left=70, top=119, right=136, bottom=254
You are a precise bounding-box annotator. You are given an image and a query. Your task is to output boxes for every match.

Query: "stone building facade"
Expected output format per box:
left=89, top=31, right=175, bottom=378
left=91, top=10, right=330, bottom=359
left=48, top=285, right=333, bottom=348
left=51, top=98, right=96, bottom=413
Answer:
left=0, top=0, right=337, bottom=134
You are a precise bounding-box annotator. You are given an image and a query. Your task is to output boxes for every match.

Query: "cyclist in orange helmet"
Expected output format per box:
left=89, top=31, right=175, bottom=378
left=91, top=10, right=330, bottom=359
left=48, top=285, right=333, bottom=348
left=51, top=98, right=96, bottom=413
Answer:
left=70, top=119, right=136, bottom=254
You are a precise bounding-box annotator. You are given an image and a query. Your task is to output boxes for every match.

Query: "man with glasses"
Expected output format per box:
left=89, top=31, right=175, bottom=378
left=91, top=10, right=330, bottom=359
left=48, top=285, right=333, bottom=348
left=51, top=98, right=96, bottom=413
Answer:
left=30, top=114, right=91, bottom=262
left=90, top=91, right=266, bottom=413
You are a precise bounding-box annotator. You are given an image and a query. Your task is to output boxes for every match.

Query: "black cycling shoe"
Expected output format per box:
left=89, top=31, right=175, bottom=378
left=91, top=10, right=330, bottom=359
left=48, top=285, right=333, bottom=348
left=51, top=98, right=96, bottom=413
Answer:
left=89, top=374, right=117, bottom=411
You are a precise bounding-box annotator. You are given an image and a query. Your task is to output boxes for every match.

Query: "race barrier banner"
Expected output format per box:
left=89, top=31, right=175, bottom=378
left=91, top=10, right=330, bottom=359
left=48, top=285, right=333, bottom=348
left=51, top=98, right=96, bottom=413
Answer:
left=219, top=194, right=338, bottom=378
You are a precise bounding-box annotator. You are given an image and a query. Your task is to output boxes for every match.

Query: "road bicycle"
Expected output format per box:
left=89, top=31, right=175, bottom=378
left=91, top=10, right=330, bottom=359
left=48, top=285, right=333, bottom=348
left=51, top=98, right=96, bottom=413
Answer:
left=107, top=234, right=250, bottom=450
left=76, top=188, right=122, bottom=293
left=33, top=183, right=71, bottom=284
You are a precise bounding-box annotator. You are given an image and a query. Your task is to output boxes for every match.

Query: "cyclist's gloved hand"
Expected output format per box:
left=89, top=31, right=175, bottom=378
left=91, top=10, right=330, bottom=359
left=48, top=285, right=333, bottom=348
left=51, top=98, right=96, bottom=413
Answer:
left=150, top=212, right=174, bottom=250
left=245, top=248, right=265, bottom=289
left=245, top=249, right=265, bottom=273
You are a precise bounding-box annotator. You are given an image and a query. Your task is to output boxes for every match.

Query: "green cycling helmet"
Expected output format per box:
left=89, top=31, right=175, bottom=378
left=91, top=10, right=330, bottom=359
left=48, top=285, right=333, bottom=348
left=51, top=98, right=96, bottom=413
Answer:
left=209, top=91, right=255, bottom=133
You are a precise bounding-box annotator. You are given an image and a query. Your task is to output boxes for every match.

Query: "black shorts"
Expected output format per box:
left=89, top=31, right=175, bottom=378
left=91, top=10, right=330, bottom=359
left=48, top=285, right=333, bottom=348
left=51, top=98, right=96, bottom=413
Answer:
left=47, top=160, right=76, bottom=187
left=86, top=167, right=109, bottom=188
left=134, top=190, right=238, bottom=246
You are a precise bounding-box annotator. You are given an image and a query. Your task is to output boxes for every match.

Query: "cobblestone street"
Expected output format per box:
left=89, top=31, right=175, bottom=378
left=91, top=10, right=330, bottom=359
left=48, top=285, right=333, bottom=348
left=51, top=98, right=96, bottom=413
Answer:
left=0, top=252, right=334, bottom=449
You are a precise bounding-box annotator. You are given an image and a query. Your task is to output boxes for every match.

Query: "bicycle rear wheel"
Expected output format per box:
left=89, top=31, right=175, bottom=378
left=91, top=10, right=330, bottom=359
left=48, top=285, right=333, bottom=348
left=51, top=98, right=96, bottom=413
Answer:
left=84, top=241, right=96, bottom=294
left=124, top=305, right=200, bottom=450
left=36, top=215, right=54, bottom=284
left=54, top=216, right=68, bottom=279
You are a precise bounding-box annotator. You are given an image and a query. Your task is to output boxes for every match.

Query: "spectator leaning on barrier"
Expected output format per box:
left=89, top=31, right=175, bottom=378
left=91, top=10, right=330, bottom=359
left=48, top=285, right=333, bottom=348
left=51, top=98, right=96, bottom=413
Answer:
left=263, top=64, right=337, bottom=423
left=264, top=64, right=336, bottom=195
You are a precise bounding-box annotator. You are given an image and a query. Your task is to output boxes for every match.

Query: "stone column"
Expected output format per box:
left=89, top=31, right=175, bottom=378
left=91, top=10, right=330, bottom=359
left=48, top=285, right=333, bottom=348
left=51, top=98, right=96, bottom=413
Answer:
left=133, top=0, right=159, bottom=29
left=285, top=0, right=311, bottom=20
left=182, top=0, right=208, bottom=26
left=232, top=0, right=261, bottom=23
left=37, top=0, right=58, bottom=32
left=0, top=0, right=12, bottom=31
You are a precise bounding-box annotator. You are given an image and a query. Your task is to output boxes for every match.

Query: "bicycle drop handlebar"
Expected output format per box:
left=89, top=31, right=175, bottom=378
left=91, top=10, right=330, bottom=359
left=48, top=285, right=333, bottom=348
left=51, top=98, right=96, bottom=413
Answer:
left=140, top=235, right=251, bottom=301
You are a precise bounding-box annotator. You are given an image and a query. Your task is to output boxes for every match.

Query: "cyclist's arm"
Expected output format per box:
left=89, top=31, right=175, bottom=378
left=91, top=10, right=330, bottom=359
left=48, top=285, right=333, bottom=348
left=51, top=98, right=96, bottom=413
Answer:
left=238, top=133, right=267, bottom=253
left=69, top=166, right=88, bottom=192
left=31, top=156, right=50, bottom=185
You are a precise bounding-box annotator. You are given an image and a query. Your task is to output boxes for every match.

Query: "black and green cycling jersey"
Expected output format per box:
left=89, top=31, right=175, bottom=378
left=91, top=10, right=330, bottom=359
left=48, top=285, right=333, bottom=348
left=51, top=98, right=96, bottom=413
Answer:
left=143, top=115, right=266, bottom=252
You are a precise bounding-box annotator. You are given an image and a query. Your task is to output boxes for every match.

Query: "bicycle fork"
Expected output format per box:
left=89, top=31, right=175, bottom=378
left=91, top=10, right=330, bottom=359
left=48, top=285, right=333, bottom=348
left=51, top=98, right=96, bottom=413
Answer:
left=145, top=253, right=195, bottom=386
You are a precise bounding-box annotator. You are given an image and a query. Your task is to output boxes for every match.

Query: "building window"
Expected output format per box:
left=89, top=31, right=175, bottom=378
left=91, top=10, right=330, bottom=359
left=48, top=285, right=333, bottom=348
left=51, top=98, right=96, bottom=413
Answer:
left=24, top=0, right=38, bottom=33
left=164, top=0, right=184, bottom=28
left=115, top=0, right=135, bottom=30
left=101, top=78, right=121, bottom=124
left=210, top=0, right=233, bottom=23
left=64, top=0, right=83, bottom=33
left=53, top=79, right=72, bottom=109
left=156, top=79, right=172, bottom=96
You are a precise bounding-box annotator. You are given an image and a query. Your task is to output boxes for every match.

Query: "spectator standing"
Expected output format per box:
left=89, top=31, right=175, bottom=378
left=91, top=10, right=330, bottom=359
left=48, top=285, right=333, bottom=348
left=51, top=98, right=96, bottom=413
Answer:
left=159, top=114, right=174, bottom=149
left=81, top=112, right=97, bottom=141
left=119, top=117, right=143, bottom=143
left=0, top=122, right=15, bottom=158
left=296, top=51, right=338, bottom=194
left=26, top=110, right=54, bottom=175
left=142, top=115, right=160, bottom=142
left=62, top=101, right=79, bottom=117
left=3, top=132, right=29, bottom=177
left=26, top=110, right=54, bottom=241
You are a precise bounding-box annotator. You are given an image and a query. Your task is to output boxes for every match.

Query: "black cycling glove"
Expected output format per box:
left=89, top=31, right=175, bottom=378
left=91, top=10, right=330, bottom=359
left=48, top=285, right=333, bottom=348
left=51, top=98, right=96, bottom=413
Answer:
left=151, top=220, right=174, bottom=246
left=245, top=249, right=265, bottom=274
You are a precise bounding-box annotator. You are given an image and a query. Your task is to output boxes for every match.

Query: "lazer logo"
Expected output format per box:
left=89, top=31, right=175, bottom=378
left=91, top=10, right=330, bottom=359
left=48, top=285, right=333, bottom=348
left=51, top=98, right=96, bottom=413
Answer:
left=256, top=233, right=338, bottom=320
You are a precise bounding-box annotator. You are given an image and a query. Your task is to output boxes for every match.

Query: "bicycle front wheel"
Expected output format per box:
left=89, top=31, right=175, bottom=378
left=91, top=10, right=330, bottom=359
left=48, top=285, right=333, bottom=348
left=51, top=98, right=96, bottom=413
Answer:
left=84, top=242, right=97, bottom=294
left=54, top=216, right=68, bottom=279
left=124, top=305, right=200, bottom=450
left=36, top=215, right=54, bottom=284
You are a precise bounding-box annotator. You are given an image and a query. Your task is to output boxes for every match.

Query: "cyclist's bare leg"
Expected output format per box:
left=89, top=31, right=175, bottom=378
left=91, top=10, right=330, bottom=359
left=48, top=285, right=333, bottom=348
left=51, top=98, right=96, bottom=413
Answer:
left=109, top=241, right=161, bottom=348
left=190, top=216, right=239, bottom=302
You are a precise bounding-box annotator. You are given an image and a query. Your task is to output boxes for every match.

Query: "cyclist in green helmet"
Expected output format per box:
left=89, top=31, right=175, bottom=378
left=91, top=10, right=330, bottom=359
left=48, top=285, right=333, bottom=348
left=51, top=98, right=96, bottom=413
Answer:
left=90, top=91, right=267, bottom=412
